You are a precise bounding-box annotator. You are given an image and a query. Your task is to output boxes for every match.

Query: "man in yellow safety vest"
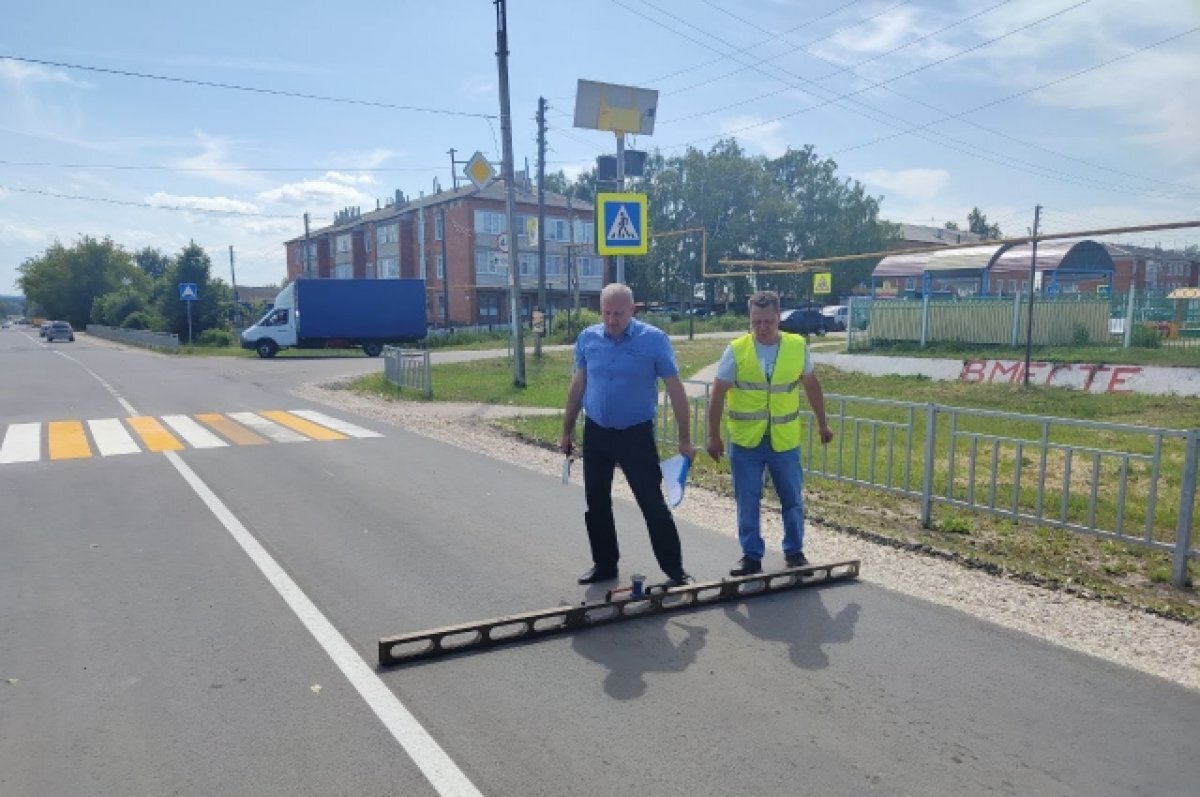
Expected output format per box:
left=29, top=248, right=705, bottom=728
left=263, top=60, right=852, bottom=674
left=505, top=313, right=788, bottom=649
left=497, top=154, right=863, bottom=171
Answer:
left=706, top=290, right=834, bottom=576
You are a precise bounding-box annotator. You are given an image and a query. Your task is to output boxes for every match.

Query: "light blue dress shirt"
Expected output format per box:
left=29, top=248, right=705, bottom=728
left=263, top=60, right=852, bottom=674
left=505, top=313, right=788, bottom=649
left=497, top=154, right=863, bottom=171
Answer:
left=575, top=318, right=678, bottom=429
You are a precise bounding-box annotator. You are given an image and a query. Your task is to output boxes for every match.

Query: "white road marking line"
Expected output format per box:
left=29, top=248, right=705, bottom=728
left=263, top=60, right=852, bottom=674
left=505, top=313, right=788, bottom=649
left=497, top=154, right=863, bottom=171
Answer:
left=161, top=414, right=229, bottom=449
left=87, top=418, right=141, bottom=456
left=54, top=351, right=137, bottom=415
left=228, top=412, right=309, bottom=443
left=290, top=410, right=383, bottom=438
left=58, top=354, right=482, bottom=796
left=0, top=423, right=41, bottom=464
left=164, top=452, right=484, bottom=797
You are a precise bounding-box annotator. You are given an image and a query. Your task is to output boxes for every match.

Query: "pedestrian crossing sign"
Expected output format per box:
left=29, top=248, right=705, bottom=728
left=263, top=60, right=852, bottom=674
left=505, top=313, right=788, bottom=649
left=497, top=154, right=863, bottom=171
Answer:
left=596, top=192, right=648, bottom=255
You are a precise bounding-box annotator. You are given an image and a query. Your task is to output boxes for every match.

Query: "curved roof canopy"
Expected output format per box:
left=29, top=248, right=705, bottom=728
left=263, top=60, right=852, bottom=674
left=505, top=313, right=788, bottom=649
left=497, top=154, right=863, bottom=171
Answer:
left=873, top=239, right=1114, bottom=280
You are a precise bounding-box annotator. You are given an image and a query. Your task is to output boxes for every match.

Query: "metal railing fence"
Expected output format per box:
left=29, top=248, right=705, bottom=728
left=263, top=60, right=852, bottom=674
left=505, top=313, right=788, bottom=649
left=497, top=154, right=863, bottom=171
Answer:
left=654, top=387, right=1199, bottom=587
left=86, top=324, right=181, bottom=350
left=383, top=347, right=432, bottom=398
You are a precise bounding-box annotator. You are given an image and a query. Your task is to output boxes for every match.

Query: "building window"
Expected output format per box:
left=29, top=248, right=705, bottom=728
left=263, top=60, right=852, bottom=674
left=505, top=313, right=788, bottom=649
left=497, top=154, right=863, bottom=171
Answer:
left=336, top=234, right=351, bottom=254
left=479, top=293, right=501, bottom=319
left=436, top=253, right=444, bottom=279
left=475, top=249, right=506, bottom=275
left=377, top=258, right=399, bottom=279
left=550, top=218, right=568, bottom=242
left=474, top=210, right=505, bottom=234
left=573, top=220, right=594, bottom=244
left=579, top=256, right=601, bottom=277
left=546, top=254, right=562, bottom=276
left=437, top=294, right=445, bottom=317
left=435, top=215, right=444, bottom=241
left=519, top=253, right=535, bottom=276
left=335, top=263, right=353, bottom=279
left=365, top=229, right=372, bottom=251
left=377, top=224, right=398, bottom=245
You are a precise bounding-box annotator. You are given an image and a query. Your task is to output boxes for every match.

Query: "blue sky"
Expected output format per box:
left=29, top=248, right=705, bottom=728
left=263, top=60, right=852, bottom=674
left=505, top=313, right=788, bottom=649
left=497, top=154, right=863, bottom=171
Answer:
left=2, top=0, right=1198, bottom=293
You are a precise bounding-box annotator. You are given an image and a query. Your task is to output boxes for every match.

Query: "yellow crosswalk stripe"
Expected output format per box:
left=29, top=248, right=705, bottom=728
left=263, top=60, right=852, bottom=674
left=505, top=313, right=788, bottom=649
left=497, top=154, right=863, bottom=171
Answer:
left=194, top=413, right=268, bottom=446
left=48, top=421, right=91, bottom=460
left=126, top=416, right=184, bottom=452
left=259, top=410, right=348, bottom=441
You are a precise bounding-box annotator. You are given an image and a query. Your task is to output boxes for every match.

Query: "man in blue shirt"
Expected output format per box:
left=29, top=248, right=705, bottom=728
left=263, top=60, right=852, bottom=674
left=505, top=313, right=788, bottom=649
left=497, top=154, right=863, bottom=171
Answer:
left=559, top=284, right=697, bottom=586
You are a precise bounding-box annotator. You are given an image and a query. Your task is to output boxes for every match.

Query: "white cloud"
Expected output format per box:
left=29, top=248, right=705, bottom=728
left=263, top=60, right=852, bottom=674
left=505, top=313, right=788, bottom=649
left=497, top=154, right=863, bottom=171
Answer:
left=145, top=192, right=261, bottom=214
left=329, top=148, right=399, bottom=169
left=0, top=59, right=89, bottom=89
left=460, top=77, right=496, bottom=96
left=256, top=177, right=374, bottom=209
left=322, top=171, right=377, bottom=186
left=860, top=167, right=952, bottom=203
left=171, top=131, right=263, bottom=188
left=719, top=116, right=787, bottom=158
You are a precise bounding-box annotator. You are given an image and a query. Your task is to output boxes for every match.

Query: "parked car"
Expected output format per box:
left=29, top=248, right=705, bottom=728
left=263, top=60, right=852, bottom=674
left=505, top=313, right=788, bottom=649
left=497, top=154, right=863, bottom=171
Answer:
left=779, top=308, right=831, bottom=336
left=821, top=305, right=849, bottom=331
left=44, top=320, right=75, bottom=342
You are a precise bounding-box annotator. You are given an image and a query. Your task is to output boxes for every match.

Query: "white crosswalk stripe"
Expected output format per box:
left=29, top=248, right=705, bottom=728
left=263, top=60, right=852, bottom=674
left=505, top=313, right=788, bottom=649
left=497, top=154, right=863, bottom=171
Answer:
left=227, top=412, right=310, bottom=443
left=0, top=423, right=41, bottom=464
left=161, top=415, right=229, bottom=449
left=87, top=418, right=140, bottom=456
left=290, top=410, right=383, bottom=438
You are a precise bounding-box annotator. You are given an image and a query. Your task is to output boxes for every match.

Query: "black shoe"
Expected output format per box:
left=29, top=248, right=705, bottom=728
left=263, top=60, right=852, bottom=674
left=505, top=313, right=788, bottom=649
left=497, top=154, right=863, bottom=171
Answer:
left=665, top=571, right=694, bottom=587
left=730, top=556, right=762, bottom=577
left=578, top=565, right=618, bottom=585
left=785, top=552, right=809, bottom=568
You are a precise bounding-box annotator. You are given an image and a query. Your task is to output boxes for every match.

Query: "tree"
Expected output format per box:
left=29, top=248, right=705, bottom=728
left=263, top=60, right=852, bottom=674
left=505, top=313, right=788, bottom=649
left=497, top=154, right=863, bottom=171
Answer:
left=967, top=207, right=1002, bottom=239
left=155, top=242, right=231, bottom=339
left=17, top=237, right=141, bottom=328
left=134, top=247, right=172, bottom=279
left=944, top=221, right=959, bottom=230
left=540, top=170, right=571, bottom=196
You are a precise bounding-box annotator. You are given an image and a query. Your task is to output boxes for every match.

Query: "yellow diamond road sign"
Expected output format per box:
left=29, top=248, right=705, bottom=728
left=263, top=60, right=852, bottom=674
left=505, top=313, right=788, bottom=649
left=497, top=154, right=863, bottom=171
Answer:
left=464, top=151, right=496, bottom=191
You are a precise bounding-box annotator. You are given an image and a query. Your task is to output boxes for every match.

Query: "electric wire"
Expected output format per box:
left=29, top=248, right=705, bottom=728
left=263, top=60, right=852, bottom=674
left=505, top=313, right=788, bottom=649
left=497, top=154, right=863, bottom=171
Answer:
left=0, top=55, right=496, bottom=119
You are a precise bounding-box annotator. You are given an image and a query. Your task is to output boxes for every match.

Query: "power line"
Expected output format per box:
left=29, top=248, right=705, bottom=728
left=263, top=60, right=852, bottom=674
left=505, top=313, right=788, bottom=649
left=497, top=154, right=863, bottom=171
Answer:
left=0, top=55, right=496, bottom=119
left=0, top=185, right=302, bottom=219
left=0, top=157, right=448, bottom=172
left=619, top=0, right=1196, bottom=198
left=0, top=159, right=450, bottom=174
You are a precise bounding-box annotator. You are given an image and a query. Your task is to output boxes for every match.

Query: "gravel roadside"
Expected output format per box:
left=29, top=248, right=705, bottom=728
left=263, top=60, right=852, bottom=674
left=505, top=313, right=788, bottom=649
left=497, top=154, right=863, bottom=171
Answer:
left=296, top=379, right=1199, bottom=692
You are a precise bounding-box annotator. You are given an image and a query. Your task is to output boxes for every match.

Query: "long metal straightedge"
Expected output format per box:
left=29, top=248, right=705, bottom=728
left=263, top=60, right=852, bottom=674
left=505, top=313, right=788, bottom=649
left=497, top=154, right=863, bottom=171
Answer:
left=378, top=559, right=860, bottom=667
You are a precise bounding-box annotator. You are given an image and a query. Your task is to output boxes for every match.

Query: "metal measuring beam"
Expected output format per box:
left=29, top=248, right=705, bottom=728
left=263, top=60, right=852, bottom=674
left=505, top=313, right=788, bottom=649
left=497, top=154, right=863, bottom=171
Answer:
left=378, top=559, right=860, bottom=667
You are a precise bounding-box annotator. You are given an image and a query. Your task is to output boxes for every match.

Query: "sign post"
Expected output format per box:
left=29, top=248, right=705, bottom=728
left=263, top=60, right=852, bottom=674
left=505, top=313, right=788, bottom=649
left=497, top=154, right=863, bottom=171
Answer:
left=178, top=282, right=198, bottom=345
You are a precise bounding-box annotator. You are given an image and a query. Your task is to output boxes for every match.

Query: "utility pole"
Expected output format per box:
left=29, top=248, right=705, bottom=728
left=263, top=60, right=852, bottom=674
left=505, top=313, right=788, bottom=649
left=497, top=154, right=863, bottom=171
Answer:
left=494, top=0, right=524, bottom=386
left=228, top=245, right=240, bottom=327
left=418, top=191, right=426, bottom=282
left=1022, top=204, right=1042, bottom=387
left=303, top=212, right=313, bottom=278
left=535, top=96, right=547, bottom=358
left=448, top=148, right=464, bottom=190
left=439, top=206, right=450, bottom=326
left=615, top=131, right=626, bottom=284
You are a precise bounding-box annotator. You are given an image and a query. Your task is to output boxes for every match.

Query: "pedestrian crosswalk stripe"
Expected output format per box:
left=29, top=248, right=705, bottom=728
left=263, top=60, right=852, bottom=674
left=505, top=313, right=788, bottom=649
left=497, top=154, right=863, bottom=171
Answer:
left=290, top=410, right=383, bottom=438
left=127, top=416, right=185, bottom=452
left=49, top=421, right=91, bottom=460
left=0, top=410, right=380, bottom=465
left=88, top=418, right=139, bottom=457
left=227, top=411, right=309, bottom=443
left=195, top=413, right=268, bottom=446
left=261, top=410, right=348, bottom=442
left=161, top=414, right=228, bottom=449
left=0, top=423, right=41, bottom=464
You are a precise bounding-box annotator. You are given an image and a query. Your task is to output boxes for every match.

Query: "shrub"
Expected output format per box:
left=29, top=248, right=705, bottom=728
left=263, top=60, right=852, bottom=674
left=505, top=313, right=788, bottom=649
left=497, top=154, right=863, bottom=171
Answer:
left=121, top=311, right=154, bottom=330
left=1071, top=323, right=1090, bottom=346
left=196, top=328, right=236, bottom=347
left=1131, top=323, right=1162, bottom=349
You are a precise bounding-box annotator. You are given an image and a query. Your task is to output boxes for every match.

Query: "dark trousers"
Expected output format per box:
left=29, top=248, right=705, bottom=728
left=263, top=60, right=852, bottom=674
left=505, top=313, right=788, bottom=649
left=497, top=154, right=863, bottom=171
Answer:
left=582, top=418, right=683, bottom=576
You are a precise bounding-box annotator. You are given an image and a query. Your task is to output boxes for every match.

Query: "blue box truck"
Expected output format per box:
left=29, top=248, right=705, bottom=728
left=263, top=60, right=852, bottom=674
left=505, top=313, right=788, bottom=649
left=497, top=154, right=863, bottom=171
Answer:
left=241, top=278, right=427, bottom=358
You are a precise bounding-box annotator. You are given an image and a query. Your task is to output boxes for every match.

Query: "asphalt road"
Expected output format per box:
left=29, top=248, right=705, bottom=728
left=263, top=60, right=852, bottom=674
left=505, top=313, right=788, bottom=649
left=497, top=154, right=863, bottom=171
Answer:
left=1, top=328, right=1197, bottom=797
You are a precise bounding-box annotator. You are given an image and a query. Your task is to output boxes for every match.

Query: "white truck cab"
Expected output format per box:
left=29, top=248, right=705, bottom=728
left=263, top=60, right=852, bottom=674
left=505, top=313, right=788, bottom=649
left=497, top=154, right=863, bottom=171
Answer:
left=241, top=283, right=296, bottom=357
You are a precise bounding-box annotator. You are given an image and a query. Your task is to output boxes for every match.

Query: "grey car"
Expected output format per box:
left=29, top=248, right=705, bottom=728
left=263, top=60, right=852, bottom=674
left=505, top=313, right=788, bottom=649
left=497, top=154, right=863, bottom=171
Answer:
left=45, top=320, right=75, bottom=342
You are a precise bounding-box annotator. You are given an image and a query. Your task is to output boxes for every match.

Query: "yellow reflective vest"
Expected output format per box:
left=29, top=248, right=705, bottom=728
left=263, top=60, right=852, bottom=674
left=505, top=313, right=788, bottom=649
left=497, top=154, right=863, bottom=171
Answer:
left=726, top=332, right=807, bottom=451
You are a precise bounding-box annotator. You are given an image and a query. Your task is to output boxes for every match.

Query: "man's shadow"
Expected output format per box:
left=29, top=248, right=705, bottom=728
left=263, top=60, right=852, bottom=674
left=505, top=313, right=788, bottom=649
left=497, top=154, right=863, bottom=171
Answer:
left=722, top=587, right=860, bottom=669
left=571, top=613, right=708, bottom=701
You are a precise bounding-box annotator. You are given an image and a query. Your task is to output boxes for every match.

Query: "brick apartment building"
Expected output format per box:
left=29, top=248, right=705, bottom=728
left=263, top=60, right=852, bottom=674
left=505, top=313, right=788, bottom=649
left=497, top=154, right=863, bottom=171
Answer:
left=283, top=180, right=600, bottom=326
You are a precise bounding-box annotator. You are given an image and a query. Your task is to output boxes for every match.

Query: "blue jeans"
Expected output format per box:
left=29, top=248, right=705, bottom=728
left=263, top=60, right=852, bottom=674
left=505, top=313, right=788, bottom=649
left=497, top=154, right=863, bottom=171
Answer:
left=729, top=436, right=806, bottom=560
